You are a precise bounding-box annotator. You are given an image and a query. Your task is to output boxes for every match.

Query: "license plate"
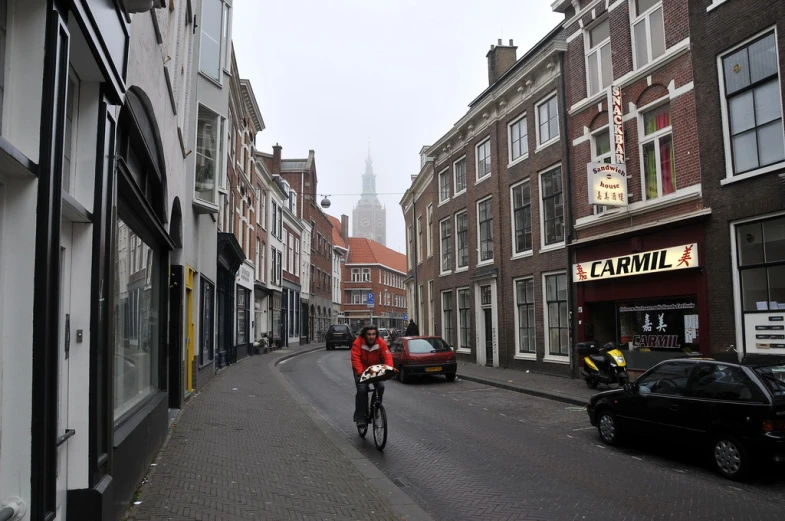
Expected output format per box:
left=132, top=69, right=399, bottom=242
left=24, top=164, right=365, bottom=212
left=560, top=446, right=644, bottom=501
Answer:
left=425, top=366, right=442, bottom=373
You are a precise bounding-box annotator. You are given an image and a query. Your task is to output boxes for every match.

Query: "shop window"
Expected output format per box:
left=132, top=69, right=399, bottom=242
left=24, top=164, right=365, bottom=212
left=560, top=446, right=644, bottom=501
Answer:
left=736, top=216, right=785, bottom=311
left=512, top=181, right=532, bottom=254
left=455, top=211, right=469, bottom=269
left=440, top=217, right=453, bottom=273
left=458, top=288, right=472, bottom=350
left=691, top=364, right=763, bottom=402
left=636, top=361, right=691, bottom=396
left=619, top=299, right=700, bottom=351
left=476, top=138, right=492, bottom=181
left=439, top=168, right=450, bottom=203
left=509, top=114, right=528, bottom=163
left=540, top=167, right=564, bottom=247
left=515, top=278, right=535, bottom=355
left=585, top=18, right=612, bottom=97
left=442, top=291, right=454, bottom=345
left=477, top=197, right=494, bottom=262
left=195, top=104, right=224, bottom=205
left=632, top=0, right=665, bottom=69
left=454, top=157, right=467, bottom=195
left=200, top=278, right=214, bottom=365
left=544, top=273, right=568, bottom=357
left=721, top=32, right=784, bottom=177
left=641, top=103, right=675, bottom=200
left=236, top=288, right=248, bottom=344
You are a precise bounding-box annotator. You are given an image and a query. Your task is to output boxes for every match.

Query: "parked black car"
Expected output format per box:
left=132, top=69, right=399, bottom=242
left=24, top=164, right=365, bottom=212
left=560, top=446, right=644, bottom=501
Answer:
left=587, top=354, right=785, bottom=480
left=325, top=324, right=353, bottom=350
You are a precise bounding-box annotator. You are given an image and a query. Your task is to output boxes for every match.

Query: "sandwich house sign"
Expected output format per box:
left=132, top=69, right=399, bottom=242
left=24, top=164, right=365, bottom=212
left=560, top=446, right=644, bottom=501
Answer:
left=573, top=243, right=699, bottom=282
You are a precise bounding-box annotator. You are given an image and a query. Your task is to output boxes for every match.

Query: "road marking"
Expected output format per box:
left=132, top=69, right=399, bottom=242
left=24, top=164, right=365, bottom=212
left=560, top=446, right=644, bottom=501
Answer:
left=572, top=426, right=594, bottom=431
left=632, top=456, right=642, bottom=461
left=499, top=413, right=506, bottom=417
left=595, top=444, right=606, bottom=449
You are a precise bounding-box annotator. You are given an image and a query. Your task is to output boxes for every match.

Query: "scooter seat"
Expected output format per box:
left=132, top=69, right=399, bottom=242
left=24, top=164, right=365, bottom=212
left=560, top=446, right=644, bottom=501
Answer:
left=589, top=354, right=609, bottom=366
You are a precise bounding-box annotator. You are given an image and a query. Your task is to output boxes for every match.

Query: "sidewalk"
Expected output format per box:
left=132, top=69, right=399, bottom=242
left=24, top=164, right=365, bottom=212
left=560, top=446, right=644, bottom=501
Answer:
left=126, top=342, right=434, bottom=521
left=455, top=361, right=596, bottom=406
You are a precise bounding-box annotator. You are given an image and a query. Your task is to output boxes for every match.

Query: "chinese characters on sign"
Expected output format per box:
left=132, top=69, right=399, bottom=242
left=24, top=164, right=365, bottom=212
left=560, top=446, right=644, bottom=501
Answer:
left=573, top=243, right=700, bottom=282
left=587, top=163, right=628, bottom=207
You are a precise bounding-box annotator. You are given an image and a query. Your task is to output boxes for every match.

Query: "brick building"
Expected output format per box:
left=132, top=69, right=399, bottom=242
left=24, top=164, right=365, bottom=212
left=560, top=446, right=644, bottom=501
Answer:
left=404, top=30, right=574, bottom=374
left=552, top=0, right=706, bottom=374
left=688, top=0, right=785, bottom=357
left=328, top=214, right=350, bottom=323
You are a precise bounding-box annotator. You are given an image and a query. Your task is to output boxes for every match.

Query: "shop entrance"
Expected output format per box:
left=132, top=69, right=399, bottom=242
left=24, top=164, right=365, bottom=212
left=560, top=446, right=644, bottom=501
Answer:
left=585, top=301, right=617, bottom=345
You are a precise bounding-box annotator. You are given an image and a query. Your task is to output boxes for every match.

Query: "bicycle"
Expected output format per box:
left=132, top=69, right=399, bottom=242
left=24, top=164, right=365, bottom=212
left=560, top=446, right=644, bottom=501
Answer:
left=357, top=383, right=387, bottom=451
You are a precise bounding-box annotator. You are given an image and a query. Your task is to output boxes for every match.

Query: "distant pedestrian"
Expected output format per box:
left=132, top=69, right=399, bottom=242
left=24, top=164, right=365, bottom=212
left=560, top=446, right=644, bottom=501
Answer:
left=405, top=319, right=419, bottom=336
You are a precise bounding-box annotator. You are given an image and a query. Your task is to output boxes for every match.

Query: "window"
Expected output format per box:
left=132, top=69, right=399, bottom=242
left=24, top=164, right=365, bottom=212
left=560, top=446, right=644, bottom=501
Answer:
left=199, top=0, right=226, bottom=81
left=512, top=181, right=532, bottom=254
left=63, top=68, right=80, bottom=194
left=537, top=94, right=560, bottom=146
left=351, top=268, right=360, bottom=282
left=592, top=129, right=614, bottom=214
left=476, top=139, right=491, bottom=180
left=442, top=292, right=454, bottom=345
left=261, top=191, right=267, bottom=229
left=722, top=32, right=784, bottom=176
left=458, top=288, right=471, bottom=350
left=255, top=238, right=260, bottom=281
left=260, top=243, right=265, bottom=282
left=456, top=211, right=469, bottom=269
left=641, top=103, right=675, bottom=200
left=632, top=0, right=665, bottom=69
left=509, top=115, right=528, bottom=163
left=407, top=225, right=413, bottom=269
left=195, top=105, right=223, bottom=204
left=440, top=217, right=453, bottom=273
left=114, top=219, right=160, bottom=419
left=237, top=288, right=249, bottom=344
left=427, top=204, right=433, bottom=258
left=637, top=362, right=692, bottom=396
left=540, top=166, right=564, bottom=246
left=586, top=19, right=612, bottom=96
left=271, top=247, right=278, bottom=284
left=295, top=239, right=300, bottom=277
left=454, top=157, right=467, bottom=194
left=417, top=215, right=423, bottom=262
left=515, top=279, right=535, bottom=355
left=289, top=189, right=298, bottom=216
left=288, top=232, right=294, bottom=273
left=736, top=216, right=785, bottom=312
left=277, top=250, right=283, bottom=284
left=439, top=169, right=450, bottom=203
left=200, top=278, right=214, bottom=365
left=691, top=364, right=763, bottom=402
left=544, top=273, right=568, bottom=357
left=478, top=198, right=493, bottom=262
left=362, top=268, right=371, bottom=282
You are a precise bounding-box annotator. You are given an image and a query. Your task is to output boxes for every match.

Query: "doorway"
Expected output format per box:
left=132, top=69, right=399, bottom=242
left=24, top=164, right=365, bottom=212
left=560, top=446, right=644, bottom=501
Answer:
left=586, top=301, right=617, bottom=345
left=185, top=266, right=195, bottom=395
left=484, top=308, right=493, bottom=367
left=56, top=222, right=73, bottom=520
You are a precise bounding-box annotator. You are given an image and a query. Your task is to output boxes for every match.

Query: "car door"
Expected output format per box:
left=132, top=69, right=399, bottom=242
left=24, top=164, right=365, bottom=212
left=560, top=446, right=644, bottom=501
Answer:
left=622, top=361, right=695, bottom=439
left=390, top=339, right=403, bottom=369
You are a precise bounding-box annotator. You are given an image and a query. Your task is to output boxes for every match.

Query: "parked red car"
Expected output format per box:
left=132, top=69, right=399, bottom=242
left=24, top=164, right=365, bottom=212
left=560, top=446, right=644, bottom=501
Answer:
left=389, top=336, right=457, bottom=384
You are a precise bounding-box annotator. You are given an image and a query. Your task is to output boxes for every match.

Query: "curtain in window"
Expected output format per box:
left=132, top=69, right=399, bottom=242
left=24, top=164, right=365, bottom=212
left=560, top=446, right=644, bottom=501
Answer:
left=660, top=136, right=676, bottom=194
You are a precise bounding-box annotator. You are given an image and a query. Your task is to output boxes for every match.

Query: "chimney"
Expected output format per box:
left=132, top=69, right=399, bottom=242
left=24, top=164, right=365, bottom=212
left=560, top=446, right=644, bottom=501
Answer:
left=486, top=38, right=518, bottom=85
left=340, top=214, right=349, bottom=242
left=272, top=143, right=282, bottom=176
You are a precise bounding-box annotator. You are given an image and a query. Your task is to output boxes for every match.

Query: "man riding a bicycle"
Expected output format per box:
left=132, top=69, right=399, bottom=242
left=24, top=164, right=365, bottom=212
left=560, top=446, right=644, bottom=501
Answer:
left=351, top=325, right=393, bottom=428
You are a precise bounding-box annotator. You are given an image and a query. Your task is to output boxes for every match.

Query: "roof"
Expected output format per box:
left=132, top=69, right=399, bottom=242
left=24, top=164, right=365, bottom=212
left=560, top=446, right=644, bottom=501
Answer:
left=346, top=237, right=406, bottom=273
left=281, top=160, right=308, bottom=171
left=326, top=215, right=348, bottom=250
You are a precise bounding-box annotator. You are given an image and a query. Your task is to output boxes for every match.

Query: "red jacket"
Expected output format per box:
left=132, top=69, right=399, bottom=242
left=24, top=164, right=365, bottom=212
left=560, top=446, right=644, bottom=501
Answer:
left=351, top=337, right=393, bottom=375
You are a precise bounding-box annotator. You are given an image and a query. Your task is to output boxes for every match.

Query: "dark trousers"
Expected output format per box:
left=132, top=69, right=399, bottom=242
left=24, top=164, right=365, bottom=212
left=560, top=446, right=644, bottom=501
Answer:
left=354, top=374, right=384, bottom=421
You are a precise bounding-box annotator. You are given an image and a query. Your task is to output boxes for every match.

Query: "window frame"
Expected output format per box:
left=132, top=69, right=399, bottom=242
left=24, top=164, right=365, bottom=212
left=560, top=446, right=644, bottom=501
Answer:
left=199, top=277, right=215, bottom=366
left=417, top=214, right=423, bottom=263
left=514, top=277, right=536, bottom=359
left=508, top=113, right=529, bottom=166
left=439, top=216, right=453, bottom=275
left=453, top=155, right=467, bottom=195
left=441, top=290, right=454, bottom=346
left=455, top=210, right=469, bottom=271
left=510, top=179, right=533, bottom=257
left=457, top=287, right=472, bottom=353
left=438, top=167, right=450, bottom=204
left=542, top=271, right=569, bottom=362
left=719, top=28, right=785, bottom=181
left=194, top=103, right=224, bottom=207
left=476, top=137, right=492, bottom=182
left=199, top=0, right=228, bottom=83
left=638, top=100, right=675, bottom=201
left=630, top=0, right=666, bottom=70
left=585, top=17, right=612, bottom=98
left=539, top=165, right=565, bottom=250
left=535, top=92, right=560, bottom=149
left=476, top=196, right=494, bottom=265
left=426, top=203, right=434, bottom=258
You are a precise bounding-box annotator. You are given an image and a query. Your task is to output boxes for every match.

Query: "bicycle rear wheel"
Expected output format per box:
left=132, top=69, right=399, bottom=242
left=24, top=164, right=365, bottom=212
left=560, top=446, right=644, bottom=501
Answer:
left=372, top=403, right=387, bottom=451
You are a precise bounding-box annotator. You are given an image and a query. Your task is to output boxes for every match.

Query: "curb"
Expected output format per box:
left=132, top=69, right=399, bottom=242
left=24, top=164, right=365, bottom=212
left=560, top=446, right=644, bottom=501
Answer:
left=457, top=374, right=589, bottom=406
left=271, top=348, right=437, bottom=521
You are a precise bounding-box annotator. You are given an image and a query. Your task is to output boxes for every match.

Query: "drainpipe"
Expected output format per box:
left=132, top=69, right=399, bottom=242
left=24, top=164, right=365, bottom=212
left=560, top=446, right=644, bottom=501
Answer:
left=558, top=51, right=577, bottom=377
left=411, top=197, right=419, bottom=324
left=0, top=497, right=25, bottom=521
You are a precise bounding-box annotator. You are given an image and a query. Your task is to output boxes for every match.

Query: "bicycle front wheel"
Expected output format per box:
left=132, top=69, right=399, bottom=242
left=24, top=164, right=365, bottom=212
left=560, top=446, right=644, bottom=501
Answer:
left=372, top=403, right=387, bottom=451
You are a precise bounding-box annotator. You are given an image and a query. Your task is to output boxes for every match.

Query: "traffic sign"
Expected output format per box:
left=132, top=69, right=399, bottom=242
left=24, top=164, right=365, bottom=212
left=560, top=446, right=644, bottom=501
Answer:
left=367, top=293, right=375, bottom=305
left=403, top=313, right=409, bottom=321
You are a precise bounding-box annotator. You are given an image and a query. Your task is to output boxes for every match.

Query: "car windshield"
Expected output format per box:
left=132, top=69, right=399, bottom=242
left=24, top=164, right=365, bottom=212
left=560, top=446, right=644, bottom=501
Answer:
left=408, top=338, right=451, bottom=354
left=754, top=364, right=785, bottom=400
left=329, top=326, right=349, bottom=333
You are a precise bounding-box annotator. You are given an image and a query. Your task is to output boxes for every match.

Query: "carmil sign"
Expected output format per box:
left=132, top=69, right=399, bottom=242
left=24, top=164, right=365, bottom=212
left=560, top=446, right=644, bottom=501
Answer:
left=573, top=243, right=699, bottom=282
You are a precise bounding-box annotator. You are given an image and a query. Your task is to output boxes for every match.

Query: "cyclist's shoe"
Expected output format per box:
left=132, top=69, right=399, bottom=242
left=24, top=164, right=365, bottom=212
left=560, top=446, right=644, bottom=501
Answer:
left=355, top=420, right=367, bottom=428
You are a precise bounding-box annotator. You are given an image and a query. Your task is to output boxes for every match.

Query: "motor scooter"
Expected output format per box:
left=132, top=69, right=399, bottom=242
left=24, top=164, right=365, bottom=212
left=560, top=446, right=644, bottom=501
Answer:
left=577, top=341, right=629, bottom=389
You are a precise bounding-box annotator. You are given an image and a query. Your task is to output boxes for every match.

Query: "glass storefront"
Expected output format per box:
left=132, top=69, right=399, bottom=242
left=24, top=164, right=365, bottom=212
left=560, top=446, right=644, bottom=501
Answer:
left=114, top=218, right=160, bottom=420
left=200, top=278, right=214, bottom=365
left=618, top=297, right=700, bottom=352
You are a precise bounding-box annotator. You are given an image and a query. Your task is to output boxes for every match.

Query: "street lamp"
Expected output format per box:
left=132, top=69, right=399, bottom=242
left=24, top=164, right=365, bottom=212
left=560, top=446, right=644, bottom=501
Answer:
left=320, top=195, right=332, bottom=208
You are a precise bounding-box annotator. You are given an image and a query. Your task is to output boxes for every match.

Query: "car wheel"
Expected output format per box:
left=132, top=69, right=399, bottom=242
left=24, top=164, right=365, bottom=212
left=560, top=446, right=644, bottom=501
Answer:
left=597, top=410, right=621, bottom=446
left=400, top=367, right=409, bottom=384
left=711, top=434, right=750, bottom=481
left=445, top=373, right=456, bottom=382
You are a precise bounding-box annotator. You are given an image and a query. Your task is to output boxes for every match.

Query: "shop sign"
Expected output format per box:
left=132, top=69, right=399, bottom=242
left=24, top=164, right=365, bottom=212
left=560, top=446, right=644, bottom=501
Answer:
left=573, top=243, right=699, bottom=282
left=587, top=163, right=628, bottom=207
left=608, top=85, right=625, bottom=164
left=619, top=301, right=699, bottom=350
left=237, top=263, right=254, bottom=289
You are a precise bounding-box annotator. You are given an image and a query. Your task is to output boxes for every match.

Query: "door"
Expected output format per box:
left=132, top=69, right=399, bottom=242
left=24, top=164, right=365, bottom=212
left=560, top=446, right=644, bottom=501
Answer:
left=625, top=361, right=694, bottom=438
left=56, top=222, right=73, bottom=520
left=185, top=267, right=195, bottom=395
left=484, top=309, right=493, bottom=367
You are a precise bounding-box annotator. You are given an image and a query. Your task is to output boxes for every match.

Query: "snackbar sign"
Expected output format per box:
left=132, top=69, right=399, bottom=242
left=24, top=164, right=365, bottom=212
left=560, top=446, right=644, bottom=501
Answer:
left=573, top=243, right=700, bottom=282
left=587, top=85, right=628, bottom=208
